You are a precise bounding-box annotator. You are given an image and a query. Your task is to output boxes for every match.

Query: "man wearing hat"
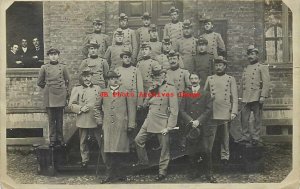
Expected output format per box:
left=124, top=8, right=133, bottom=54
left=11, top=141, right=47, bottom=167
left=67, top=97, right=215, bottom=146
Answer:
left=68, top=67, right=105, bottom=168
left=240, top=45, right=270, bottom=145
left=112, top=13, right=138, bottom=64
left=204, top=56, right=238, bottom=167
left=83, top=18, right=110, bottom=58
left=192, top=37, right=214, bottom=86
left=137, top=24, right=162, bottom=60
left=175, top=19, right=197, bottom=72
left=136, top=42, right=160, bottom=93
left=200, top=19, right=226, bottom=58
left=165, top=50, right=191, bottom=149
left=94, top=70, right=136, bottom=183
left=134, top=65, right=178, bottom=181
left=105, top=28, right=132, bottom=70
left=37, top=48, right=70, bottom=147
left=179, top=72, right=213, bottom=181
left=79, top=42, right=109, bottom=89
left=163, top=6, right=183, bottom=50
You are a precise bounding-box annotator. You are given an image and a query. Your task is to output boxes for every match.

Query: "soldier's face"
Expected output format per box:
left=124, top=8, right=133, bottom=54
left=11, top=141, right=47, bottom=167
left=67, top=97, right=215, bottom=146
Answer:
left=149, top=31, right=158, bottom=39
left=32, top=38, right=39, bottom=47
left=93, top=23, right=102, bottom=32
left=143, top=18, right=151, bottom=26
left=115, top=35, right=124, bottom=43
left=48, top=53, right=59, bottom=62
left=88, top=46, right=98, bottom=56
left=197, top=44, right=207, bottom=53
left=190, top=74, right=200, bottom=87
left=21, top=39, right=27, bottom=47
left=204, top=22, right=213, bottom=31
left=248, top=52, right=259, bottom=63
left=163, top=43, right=171, bottom=52
left=119, top=19, right=128, bottom=28
left=168, top=56, right=179, bottom=67
left=108, top=77, right=119, bottom=87
left=215, top=63, right=226, bottom=73
left=141, top=47, right=151, bottom=56
left=122, top=55, right=131, bottom=65
left=170, top=12, right=179, bottom=21
left=152, top=73, right=166, bottom=85
left=82, top=75, right=92, bottom=85
left=11, top=45, right=19, bottom=53
left=183, top=28, right=192, bottom=36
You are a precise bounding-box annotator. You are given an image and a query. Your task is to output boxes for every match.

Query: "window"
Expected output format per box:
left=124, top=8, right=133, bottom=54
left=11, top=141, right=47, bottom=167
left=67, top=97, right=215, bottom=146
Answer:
left=264, top=0, right=292, bottom=64
left=6, top=2, right=43, bottom=69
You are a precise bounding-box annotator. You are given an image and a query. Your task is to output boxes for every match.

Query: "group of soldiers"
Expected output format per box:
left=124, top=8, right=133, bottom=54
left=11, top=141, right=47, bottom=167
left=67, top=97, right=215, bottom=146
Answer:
left=36, top=6, right=270, bottom=183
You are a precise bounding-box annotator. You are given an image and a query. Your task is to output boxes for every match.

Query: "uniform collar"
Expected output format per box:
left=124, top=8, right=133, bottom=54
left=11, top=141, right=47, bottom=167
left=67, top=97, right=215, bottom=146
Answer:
left=50, top=61, right=59, bottom=65
left=82, top=82, right=93, bottom=88
left=142, top=55, right=151, bottom=60
left=150, top=38, right=157, bottom=42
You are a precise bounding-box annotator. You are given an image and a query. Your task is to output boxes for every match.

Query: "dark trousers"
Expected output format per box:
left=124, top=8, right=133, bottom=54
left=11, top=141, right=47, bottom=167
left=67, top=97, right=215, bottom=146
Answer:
left=105, top=153, right=126, bottom=179
left=46, top=107, right=64, bottom=143
left=241, top=101, right=262, bottom=141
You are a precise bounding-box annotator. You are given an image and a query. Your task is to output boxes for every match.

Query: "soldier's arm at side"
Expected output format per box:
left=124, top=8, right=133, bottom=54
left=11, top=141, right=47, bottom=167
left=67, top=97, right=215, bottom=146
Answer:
left=103, top=59, right=110, bottom=78
left=196, top=91, right=213, bottom=125
left=179, top=92, right=193, bottom=124
left=203, top=77, right=210, bottom=91
left=126, top=93, right=137, bottom=129
left=93, top=93, right=104, bottom=126
left=260, top=64, right=271, bottom=98
left=104, top=46, right=112, bottom=68
left=135, top=28, right=141, bottom=53
left=68, top=87, right=82, bottom=114
left=163, top=24, right=169, bottom=40
left=217, top=33, right=226, bottom=53
left=131, top=30, right=138, bottom=62
left=184, top=70, right=192, bottom=88
left=63, top=65, right=71, bottom=90
left=167, top=86, right=179, bottom=130
left=231, top=77, right=239, bottom=115
left=37, top=65, right=46, bottom=88
left=136, top=69, right=144, bottom=106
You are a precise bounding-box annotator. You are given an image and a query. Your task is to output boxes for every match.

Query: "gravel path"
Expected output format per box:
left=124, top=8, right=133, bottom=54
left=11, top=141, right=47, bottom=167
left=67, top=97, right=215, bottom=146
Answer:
left=7, top=143, right=292, bottom=184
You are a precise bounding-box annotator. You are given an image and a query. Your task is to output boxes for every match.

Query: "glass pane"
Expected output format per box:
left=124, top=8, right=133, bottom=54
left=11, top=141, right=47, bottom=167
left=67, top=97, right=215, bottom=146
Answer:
left=289, top=37, right=293, bottom=62
left=288, top=10, right=292, bottom=37
left=266, top=39, right=283, bottom=62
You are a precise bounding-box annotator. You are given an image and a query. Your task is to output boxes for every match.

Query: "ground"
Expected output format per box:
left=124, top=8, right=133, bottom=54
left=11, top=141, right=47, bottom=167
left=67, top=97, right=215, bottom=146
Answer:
left=6, top=143, right=291, bottom=184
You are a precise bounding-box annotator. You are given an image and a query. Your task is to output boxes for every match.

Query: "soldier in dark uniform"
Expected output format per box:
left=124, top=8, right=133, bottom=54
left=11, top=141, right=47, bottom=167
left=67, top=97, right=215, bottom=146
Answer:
left=240, top=45, right=270, bottom=145
left=83, top=18, right=110, bottom=58
left=105, top=28, right=132, bottom=70
left=7, top=43, right=23, bottom=68
left=179, top=73, right=214, bottom=182
left=175, top=19, right=197, bottom=72
left=192, top=37, right=214, bottom=86
left=134, top=65, right=178, bottom=182
left=31, top=37, right=44, bottom=68
left=79, top=42, right=109, bottom=89
left=200, top=19, right=226, bottom=58
left=204, top=56, right=238, bottom=165
left=112, top=13, right=138, bottom=64
left=37, top=48, right=70, bottom=146
left=68, top=67, right=105, bottom=168
left=163, top=6, right=183, bottom=50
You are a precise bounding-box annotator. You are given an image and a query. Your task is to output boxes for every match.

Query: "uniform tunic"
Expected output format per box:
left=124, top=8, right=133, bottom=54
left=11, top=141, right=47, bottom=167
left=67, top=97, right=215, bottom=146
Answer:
left=136, top=57, right=160, bottom=92
left=94, top=87, right=136, bottom=153
left=112, top=28, right=138, bottom=61
left=37, top=62, right=70, bottom=107
left=241, top=62, right=270, bottom=103
left=200, top=32, right=226, bottom=58
left=163, top=22, right=183, bottom=50
left=204, top=74, right=238, bottom=120
left=83, top=32, right=111, bottom=58
left=79, top=57, right=109, bottom=88
left=175, top=36, right=197, bottom=72
left=192, top=52, right=214, bottom=86
left=114, top=65, right=144, bottom=106
left=104, top=44, right=132, bottom=70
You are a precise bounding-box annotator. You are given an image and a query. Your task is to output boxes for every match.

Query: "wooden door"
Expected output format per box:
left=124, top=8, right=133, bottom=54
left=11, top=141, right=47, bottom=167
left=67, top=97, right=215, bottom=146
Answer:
left=119, top=0, right=183, bottom=39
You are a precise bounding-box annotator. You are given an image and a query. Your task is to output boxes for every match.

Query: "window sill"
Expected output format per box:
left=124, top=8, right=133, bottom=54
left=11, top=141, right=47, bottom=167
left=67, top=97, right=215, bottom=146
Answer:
left=6, top=68, right=40, bottom=78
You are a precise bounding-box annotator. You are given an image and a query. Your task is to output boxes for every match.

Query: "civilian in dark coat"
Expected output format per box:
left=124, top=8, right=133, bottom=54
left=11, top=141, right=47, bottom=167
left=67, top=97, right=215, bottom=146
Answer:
left=19, top=38, right=33, bottom=68
left=7, top=44, right=23, bottom=68
left=31, top=37, right=44, bottom=68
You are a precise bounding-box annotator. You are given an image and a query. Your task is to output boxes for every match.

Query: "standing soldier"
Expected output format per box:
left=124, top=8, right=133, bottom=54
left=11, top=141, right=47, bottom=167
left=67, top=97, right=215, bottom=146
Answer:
left=163, top=6, right=183, bottom=50
left=37, top=48, right=70, bottom=147
left=134, top=65, right=178, bottom=182
left=166, top=50, right=191, bottom=149
left=83, top=18, right=110, bottom=58
left=68, top=68, right=105, bottom=168
left=136, top=42, right=160, bottom=93
left=175, top=19, right=197, bottom=72
left=192, top=37, right=214, bottom=86
left=112, top=13, right=138, bottom=64
left=200, top=19, right=226, bottom=58
left=179, top=73, right=214, bottom=182
left=204, top=56, right=238, bottom=165
left=136, top=12, right=156, bottom=53
left=105, top=28, right=132, bottom=70
left=240, top=45, right=270, bottom=145
left=94, top=71, right=136, bottom=183
left=79, top=42, right=109, bottom=89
